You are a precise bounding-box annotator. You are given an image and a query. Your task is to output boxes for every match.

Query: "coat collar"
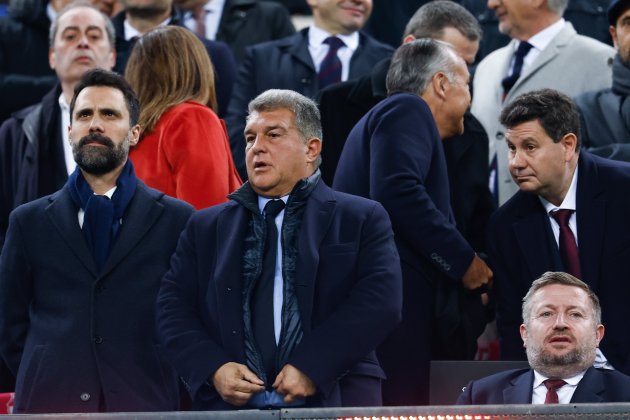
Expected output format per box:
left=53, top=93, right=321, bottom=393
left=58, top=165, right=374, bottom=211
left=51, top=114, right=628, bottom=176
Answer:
left=503, top=369, right=534, bottom=403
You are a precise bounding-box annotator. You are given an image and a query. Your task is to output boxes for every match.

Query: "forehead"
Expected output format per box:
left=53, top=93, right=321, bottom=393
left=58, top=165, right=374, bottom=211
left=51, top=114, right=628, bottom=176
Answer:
left=505, top=119, right=551, bottom=143
left=74, top=86, right=128, bottom=114
left=530, top=284, right=592, bottom=311
left=245, top=108, right=296, bottom=130
left=56, top=7, right=107, bottom=35
left=616, top=8, right=630, bottom=26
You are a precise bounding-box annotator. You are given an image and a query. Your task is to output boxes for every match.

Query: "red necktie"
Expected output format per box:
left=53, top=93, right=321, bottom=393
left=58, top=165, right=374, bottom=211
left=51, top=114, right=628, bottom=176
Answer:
left=318, top=36, right=345, bottom=89
left=543, top=379, right=566, bottom=404
left=550, top=209, right=582, bottom=279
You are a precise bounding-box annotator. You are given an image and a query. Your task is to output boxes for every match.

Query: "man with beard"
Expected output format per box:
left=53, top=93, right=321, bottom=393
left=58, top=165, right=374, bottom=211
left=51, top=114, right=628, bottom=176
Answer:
left=575, top=0, right=630, bottom=162
left=457, top=272, right=630, bottom=404
left=0, top=69, right=194, bottom=413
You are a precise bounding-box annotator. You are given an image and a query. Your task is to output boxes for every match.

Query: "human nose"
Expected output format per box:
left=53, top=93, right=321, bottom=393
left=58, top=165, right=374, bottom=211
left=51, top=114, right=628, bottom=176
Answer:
left=487, top=0, right=500, bottom=10
left=553, top=312, right=569, bottom=329
left=509, top=148, right=525, bottom=170
left=89, top=115, right=104, bottom=133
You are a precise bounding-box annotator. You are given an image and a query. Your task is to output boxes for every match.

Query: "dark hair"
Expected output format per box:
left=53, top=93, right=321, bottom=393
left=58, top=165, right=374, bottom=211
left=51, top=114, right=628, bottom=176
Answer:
left=49, top=1, right=115, bottom=48
left=70, top=69, right=140, bottom=126
left=500, top=88, right=581, bottom=152
left=522, top=271, right=601, bottom=325
left=404, top=0, right=482, bottom=42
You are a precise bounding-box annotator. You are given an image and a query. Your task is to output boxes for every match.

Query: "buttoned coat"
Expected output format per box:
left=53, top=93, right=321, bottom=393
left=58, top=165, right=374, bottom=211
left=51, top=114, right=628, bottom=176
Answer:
left=0, top=182, right=193, bottom=413
left=156, top=180, right=402, bottom=409
left=456, top=367, right=630, bottom=404
left=471, top=22, right=614, bottom=205
left=487, top=152, right=630, bottom=375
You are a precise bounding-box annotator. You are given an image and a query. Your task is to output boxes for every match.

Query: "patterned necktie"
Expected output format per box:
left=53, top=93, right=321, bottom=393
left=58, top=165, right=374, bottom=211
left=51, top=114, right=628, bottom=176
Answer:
left=252, top=199, right=285, bottom=386
left=502, top=41, right=533, bottom=96
left=550, top=209, right=582, bottom=279
left=544, top=379, right=567, bottom=404
left=318, top=36, right=345, bottom=89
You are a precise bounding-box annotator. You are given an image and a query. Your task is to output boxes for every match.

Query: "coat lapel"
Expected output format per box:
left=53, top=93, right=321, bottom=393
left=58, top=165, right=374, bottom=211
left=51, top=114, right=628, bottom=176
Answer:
left=571, top=367, right=605, bottom=403
left=100, top=184, right=163, bottom=278
left=294, top=182, right=335, bottom=331
left=46, top=187, right=97, bottom=276
left=503, top=370, right=534, bottom=403
left=286, top=29, right=315, bottom=72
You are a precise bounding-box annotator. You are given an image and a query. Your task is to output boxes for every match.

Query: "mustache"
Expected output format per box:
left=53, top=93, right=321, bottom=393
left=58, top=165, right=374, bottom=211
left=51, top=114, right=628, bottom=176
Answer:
left=78, top=133, right=115, bottom=148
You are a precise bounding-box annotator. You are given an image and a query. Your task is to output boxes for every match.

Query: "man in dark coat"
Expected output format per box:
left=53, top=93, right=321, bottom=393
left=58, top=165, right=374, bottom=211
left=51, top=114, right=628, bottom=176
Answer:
left=0, top=69, right=193, bottom=413
left=157, top=89, right=402, bottom=410
left=333, top=39, right=493, bottom=406
left=458, top=272, right=630, bottom=405
left=487, top=88, right=630, bottom=376
left=318, top=0, right=494, bottom=251
left=113, top=0, right=236, bottom=116
left=225, top=0, right=393, bottom=179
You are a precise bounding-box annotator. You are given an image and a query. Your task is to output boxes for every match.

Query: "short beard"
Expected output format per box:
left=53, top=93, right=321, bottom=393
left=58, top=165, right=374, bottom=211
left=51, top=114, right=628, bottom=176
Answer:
left=73, top=133, right=129, bottom=175
left=125, top=4, right=170, bottom=20
left=526, top=339, right=596, bottom=378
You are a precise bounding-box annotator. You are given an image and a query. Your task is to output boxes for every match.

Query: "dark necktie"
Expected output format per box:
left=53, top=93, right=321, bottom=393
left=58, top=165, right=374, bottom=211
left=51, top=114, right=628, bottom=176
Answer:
left=252, top=199, right=285, bottom=386
left=543, top=379, right=567, bottom=404
left=550, top=209, right=582, bottom=279
left=502, top=41, right=533, bottom=96
left=318, top=36, right=345, bottom=89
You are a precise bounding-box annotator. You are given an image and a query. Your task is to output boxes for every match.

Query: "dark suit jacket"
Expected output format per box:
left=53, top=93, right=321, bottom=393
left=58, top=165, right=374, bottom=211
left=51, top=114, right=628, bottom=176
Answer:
left=111, top=7, right=236, bottom=117
left=225, top=28, right=394, bottom=179
left=317, top=57, right=494, bottom=251
left=157, top=180, right=402, bottom=409
left=0, top=182, right=194, bottom=413
left=487, top=152, right=630, bottom=374
left=457, top=367, right=630, bottom=404
left=217, top=0, right=295, bottom=64
left=332, top=93, right=477, bottom=405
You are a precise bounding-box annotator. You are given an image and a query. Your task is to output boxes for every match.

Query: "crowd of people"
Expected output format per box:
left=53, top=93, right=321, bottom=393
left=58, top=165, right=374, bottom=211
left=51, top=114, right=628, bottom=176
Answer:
left=1, top=0, right=630, bottom=414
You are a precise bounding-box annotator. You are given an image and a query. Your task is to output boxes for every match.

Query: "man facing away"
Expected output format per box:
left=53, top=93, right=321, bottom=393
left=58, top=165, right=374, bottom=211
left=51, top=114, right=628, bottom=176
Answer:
left=157, top=89, right=402, bottom=410
left=458, top=271, right=630, bottom=404
left=0, top=69, right=194, bottom=413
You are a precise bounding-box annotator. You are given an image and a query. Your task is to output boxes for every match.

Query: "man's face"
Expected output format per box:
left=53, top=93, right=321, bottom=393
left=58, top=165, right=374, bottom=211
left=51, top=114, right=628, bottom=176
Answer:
left=438, top=56, right=471, bottom=139
left=438, top=27, right=480, bottom=66
left=307, top=0, right=372, bottom=35
left=487, top=0, right=535, bottom=40
left=69, top=86, right=140, bottom=175
left=611, top=8, right=630, bottom=65
left=506, top=120, right=576, bottom=203
left=244, top=108, right=321, bottom=197
left=49, top=7, right=115, bottom=85
left=520, top=284, right=604, bottom=378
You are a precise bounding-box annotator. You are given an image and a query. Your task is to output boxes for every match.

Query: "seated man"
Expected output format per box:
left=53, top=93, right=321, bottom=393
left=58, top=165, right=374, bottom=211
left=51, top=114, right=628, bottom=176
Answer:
left=457, top=272, right=630, bottom=404
left=157, top=89, right=403, bottom=410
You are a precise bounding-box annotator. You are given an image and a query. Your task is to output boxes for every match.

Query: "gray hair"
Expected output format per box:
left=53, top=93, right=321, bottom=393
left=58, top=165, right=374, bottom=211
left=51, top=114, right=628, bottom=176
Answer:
left=404, top=0, right=482, bottom=42
left=386, top=38, right=459, bottom=96
left=522, top=271, right=602, bottom=325
left=547, top=0, right=569, bottom=15
left=49, top=1, right=116, bottom=48
left=247, top=89, right=323, bottom=168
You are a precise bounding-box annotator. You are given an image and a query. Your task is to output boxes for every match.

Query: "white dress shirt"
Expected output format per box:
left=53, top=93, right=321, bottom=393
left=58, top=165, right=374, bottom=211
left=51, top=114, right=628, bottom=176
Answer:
left=58, top=94, right=76, bottom=176
left=508, top=18, right=566, bottom=77
left=531, top=369, right=584, bottom=404
left=308, top=24, right=359, bottom=82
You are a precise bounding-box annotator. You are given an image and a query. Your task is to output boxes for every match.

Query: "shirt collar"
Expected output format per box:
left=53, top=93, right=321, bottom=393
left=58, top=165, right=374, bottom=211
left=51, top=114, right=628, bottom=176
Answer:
left=58, top=93, right=70, bottom=112
left=258, top=195, right=289, bottom=214
left=308, top=23, right=360, bottom=52
left=124, top=15, right=171, bottom=41
left=541, top=165, right=578, bottom=214
left=527, top=18, right=565, bottom=52
left=533, top=368, right=586, bottom=388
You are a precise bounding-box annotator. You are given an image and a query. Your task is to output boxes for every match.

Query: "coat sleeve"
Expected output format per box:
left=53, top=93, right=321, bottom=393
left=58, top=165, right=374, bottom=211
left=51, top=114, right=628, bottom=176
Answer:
left=287, top=202, right=403, bottom=396
left=456, top=380, right=475, bottom=404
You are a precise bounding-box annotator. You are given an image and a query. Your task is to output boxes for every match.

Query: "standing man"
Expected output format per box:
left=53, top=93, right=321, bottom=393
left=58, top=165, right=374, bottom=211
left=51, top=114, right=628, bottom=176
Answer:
left=157, top=89, right=402, bottom=410
left=112, top=0, right=236, bottom=116
left=473, top=0, right=615, bottom=205
left=458, top=272, right=630, bottom=404
left=333, top=39, right=493, bottom=405
left=225, top=0, right=394, bottom=179
left=487, top=89, right=630, bottom=376
left=0, top=69, right=194, bottom=413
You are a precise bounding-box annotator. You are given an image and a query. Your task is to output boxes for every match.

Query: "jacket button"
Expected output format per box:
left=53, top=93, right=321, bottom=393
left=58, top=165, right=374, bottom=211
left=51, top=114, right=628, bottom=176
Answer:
left=80, top=393, right=91, bottom=402
left=226, top=287, right=232, bottom=292
left=232, top=330, right=237, bottom=335
left=94, top=335, right=103, bottom=344
left=95, top=284, right=104, bottom=294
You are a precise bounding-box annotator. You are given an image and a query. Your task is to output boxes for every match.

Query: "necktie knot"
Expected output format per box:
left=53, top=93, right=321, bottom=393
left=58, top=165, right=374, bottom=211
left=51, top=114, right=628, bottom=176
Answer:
left=550, top=209, right=573, bottom=226
left=544, top=378, right=567, bottom=391
left=323, top=36, right=345, bottom=51
left=264, top=199, right=285, bottom=220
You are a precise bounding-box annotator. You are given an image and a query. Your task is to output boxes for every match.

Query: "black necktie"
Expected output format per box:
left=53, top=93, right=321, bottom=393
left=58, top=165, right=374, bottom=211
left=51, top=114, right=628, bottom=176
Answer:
left=252, top=199, right=285, bottom=386
left=543, top=378, right=566, bottom=404
left=550, top=209, right=582, bottom=279
left=502, top=41, right=533, bottom=96
left=318, top=36, right=345, bottom=89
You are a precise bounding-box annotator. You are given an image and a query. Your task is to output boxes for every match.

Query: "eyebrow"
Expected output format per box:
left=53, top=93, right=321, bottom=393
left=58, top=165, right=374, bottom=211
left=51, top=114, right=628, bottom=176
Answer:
left=61, top=25, right=104, bottom=35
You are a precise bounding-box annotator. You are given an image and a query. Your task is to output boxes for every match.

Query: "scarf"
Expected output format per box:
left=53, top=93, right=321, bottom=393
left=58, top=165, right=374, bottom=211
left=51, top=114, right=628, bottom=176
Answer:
left=67, top=160, right=138, bottom=271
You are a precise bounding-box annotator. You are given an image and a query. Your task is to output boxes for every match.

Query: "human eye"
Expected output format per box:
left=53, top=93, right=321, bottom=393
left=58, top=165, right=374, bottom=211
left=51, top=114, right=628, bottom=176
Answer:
left=507, top=142, right=516, bottom=152
left=87, top=30, right=103, bottom=41
left=525, top=142, right=536, bottom=151
left=63, top=31, right=78, bottom=41
left=538, top=311, right=554, bottom=319
left=569, top=311, right=585, bottom=319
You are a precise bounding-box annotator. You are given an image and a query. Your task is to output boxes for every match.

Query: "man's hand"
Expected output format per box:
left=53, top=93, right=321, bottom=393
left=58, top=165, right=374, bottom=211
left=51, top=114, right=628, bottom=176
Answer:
left=462, top=254, right=493, bottom=290
left=212, top=362, right=265, bottom=406
left=272, top=364, right=317, bottom=403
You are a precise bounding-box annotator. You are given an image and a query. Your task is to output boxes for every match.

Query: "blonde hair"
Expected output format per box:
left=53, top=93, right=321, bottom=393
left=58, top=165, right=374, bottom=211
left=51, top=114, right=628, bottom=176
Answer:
left=125, top=26, right=217, bottom=136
